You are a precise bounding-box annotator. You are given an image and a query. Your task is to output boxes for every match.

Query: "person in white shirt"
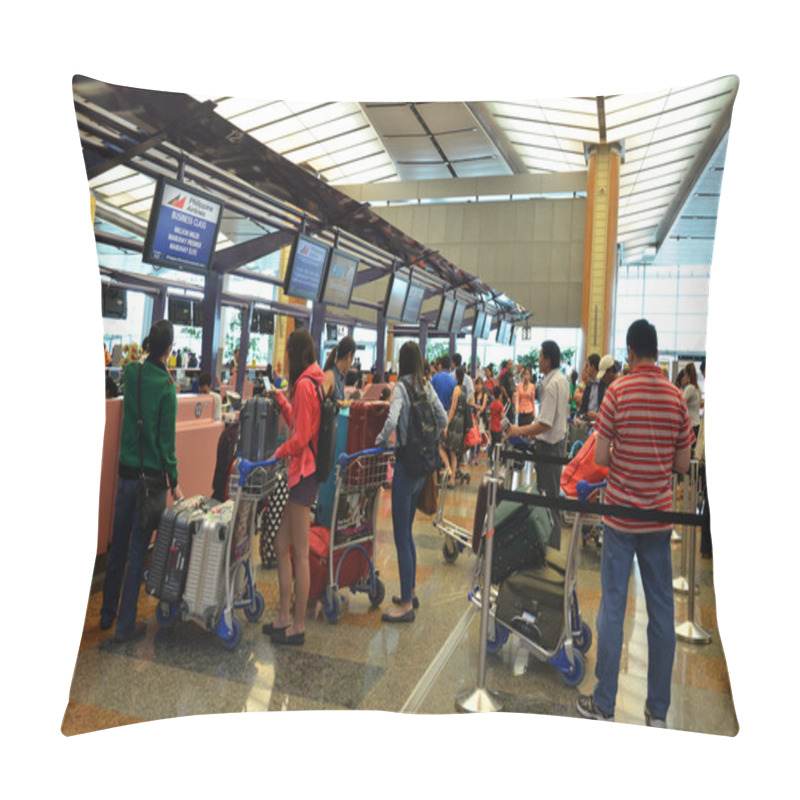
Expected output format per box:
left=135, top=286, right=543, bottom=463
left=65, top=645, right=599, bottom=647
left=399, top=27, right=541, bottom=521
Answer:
left=506, top=340, right=569, bottom=548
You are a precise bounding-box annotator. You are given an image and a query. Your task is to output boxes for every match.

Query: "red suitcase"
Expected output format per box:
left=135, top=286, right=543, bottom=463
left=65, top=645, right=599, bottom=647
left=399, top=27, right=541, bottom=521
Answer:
left=305, top=523, right=373, bottom=604
left=345, top=401, right=390, bottom=485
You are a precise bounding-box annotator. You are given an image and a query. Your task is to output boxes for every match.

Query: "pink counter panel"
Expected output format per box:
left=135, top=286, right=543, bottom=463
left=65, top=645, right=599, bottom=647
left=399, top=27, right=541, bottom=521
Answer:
left=97, top=395, right=225, bottom=555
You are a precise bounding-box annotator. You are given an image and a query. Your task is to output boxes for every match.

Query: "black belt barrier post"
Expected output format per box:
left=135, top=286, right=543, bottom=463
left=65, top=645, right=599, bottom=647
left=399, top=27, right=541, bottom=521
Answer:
left=675, top=460, right=712, bottom=644
left=456, top=444, right=503, bottom=713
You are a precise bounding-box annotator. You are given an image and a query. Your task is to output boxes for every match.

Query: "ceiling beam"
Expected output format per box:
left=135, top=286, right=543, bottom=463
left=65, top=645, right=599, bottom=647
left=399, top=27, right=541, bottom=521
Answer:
left=653, top=85, right=737, bottom=251
left=465, top=102, right=528, bottom=175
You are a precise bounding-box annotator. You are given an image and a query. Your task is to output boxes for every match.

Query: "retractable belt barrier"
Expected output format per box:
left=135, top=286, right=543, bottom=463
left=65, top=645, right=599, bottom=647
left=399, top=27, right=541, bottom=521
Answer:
left=496, top=486, right=703, bottom=528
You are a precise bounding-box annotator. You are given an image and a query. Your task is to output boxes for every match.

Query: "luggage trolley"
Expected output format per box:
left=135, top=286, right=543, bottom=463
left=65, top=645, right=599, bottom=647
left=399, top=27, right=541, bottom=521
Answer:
left=469, top=479, right=606, bottom=687
left=319, top=446, right=392, bottom=623
left=433, top=467, right=474, bottom=564
left=154, top=456, right=278, bottom=648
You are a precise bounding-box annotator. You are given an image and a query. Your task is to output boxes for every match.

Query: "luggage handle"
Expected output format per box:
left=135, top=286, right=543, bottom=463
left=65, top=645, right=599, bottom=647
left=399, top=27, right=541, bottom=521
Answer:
left=237, top=454, right=280, bottom=488
left=576, top=479, right=607, bottom=502
left=337, top=446, right=394, bottom=467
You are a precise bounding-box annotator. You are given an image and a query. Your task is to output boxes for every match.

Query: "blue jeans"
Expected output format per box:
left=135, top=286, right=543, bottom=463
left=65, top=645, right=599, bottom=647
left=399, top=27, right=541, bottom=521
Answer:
left=391, top=461, right=427, bottom=604
left=101, top=476, right=166, bottom=637
left=593, top=525, right=675, bottom=719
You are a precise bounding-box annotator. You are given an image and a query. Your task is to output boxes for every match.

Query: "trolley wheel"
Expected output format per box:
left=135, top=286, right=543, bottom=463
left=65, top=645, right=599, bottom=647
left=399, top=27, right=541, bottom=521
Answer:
left=243, top=591, right=265, bottom=622
left=486, top=622, right=508, bottom=654
left=323, top=589, right=342, bottom=624
left=560, top=649, right=586, bottom=688
left=221, top=617, right=242, bottom=650
left=368, top=577, right=386, bottom=608
left=574, top=621, right=593, bottom=654
left=462, top=473, right=471, bottom=485
left=442, top=539, right=459, bottom=564
left=156, top=602, right=178, bottom=629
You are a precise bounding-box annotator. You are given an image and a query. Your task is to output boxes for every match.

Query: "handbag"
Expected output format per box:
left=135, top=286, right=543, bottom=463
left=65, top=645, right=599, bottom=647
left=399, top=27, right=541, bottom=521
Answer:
left=416, top=471, right=439, bottom=516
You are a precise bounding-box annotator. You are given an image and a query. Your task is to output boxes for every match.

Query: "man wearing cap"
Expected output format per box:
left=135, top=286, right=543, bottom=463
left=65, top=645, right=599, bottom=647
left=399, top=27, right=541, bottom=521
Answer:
left=578, top=354, right=615, bottom=422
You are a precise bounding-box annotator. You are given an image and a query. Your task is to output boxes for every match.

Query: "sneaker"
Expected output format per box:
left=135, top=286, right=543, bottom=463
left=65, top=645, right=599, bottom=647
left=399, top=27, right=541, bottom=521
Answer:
left=576, top=694, right=614, bottom=722
left=644, top=704, right=667, bottom=728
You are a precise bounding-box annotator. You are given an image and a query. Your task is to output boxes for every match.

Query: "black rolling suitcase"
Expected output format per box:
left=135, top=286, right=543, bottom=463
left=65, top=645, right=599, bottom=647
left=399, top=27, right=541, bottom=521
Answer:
left=146, top=496, right=217, bottom=605
left=238, top=396, right=280, bottom=462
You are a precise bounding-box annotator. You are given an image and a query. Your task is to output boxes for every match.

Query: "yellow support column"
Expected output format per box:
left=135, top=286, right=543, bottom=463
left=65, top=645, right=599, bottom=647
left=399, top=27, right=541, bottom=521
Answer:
left=581, top=142, right=622, bottom=361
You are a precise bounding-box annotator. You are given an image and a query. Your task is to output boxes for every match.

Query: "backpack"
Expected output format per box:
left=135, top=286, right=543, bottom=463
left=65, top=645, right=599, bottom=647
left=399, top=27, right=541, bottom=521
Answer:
left=300, top=375, right=339, bottom=483
left=397, top=376, right=438, bottom=477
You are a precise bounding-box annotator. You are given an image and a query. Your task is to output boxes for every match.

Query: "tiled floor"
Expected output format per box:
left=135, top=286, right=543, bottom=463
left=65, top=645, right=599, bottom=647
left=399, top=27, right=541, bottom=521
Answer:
left=62, top=455, right=737, bottom=737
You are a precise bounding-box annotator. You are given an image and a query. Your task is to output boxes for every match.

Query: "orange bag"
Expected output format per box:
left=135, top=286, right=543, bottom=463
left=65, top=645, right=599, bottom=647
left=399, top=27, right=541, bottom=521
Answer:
left=560, top=432, right=608, bottom=498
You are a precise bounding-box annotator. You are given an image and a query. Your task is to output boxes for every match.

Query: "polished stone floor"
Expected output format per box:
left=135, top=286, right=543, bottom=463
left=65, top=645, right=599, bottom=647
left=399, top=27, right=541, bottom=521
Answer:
left=62, top=456, right=737, bottom=737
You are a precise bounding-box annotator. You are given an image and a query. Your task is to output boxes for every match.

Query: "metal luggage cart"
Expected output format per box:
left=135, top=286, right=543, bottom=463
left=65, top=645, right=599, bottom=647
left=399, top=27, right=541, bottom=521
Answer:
left=468, top=479, right=606, bottom=687
left=433, top=466, right=474, bottom=564
left=319, top=446, right=393, bottom=623
left=154, top=456, right=280, bottom=648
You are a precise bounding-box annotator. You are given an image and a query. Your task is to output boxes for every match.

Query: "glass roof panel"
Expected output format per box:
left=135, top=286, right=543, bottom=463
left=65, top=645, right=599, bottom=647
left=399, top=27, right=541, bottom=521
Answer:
left=88, top=165, right=137, bottom=190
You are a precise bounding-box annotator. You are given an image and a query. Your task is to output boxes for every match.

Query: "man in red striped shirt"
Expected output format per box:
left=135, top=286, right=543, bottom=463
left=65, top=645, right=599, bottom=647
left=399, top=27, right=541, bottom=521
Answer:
left=577, top=319, right=694, bottom=728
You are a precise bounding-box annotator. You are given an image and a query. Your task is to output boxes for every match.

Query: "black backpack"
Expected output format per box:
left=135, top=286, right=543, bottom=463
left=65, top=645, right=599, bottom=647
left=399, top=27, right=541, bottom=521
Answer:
left=300, top=375, right=339, bottom=483
left=398, top=376, right=438, bottom=477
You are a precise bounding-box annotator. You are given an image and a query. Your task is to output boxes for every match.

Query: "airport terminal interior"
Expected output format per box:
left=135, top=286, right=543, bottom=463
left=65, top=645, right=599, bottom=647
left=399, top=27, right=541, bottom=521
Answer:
left=63, top=75, right=739, bottom=736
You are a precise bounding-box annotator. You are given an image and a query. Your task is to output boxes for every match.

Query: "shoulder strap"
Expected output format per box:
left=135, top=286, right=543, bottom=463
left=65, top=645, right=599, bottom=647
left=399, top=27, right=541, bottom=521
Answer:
left=297, top=373, right=324, bottom=457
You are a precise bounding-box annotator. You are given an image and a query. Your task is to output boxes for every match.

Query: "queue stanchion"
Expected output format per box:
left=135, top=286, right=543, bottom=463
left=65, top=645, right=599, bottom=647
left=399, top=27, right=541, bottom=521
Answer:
left=676, top=460, right=712, bottom=644
left=456, top=444, right=503, bottom=713
left=671, top=474, right=682, bottom=543
left=672, top=467, right=699, bottom=596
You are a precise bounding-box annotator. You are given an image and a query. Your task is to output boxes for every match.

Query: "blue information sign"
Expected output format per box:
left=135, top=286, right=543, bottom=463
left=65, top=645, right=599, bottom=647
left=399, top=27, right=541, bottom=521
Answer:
left=143, top=177, right=224, bottom=273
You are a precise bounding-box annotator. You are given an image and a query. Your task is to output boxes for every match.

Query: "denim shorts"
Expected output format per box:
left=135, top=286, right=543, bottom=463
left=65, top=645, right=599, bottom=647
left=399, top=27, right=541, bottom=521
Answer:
left=288, top=472, right=319, bottom=507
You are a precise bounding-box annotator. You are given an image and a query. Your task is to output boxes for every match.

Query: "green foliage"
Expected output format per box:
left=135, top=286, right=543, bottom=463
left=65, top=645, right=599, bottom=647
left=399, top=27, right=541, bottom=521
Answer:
left=224, top=311, right=269, bottom=364
left=426, top=341, right=449, bottom=364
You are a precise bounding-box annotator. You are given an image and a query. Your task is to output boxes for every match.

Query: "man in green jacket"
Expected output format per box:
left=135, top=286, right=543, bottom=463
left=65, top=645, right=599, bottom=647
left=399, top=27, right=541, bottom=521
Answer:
left=101, top=320, right=183, bottom=642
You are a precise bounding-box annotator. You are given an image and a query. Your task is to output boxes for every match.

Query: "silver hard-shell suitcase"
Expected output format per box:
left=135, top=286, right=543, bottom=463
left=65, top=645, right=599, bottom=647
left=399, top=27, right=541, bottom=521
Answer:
left=181, top=501, right=234, bottom=631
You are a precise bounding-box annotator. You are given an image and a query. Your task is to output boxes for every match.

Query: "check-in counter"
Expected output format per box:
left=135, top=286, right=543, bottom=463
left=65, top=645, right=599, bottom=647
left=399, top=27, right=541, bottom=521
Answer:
left=97, top=394, right=225, bottom=555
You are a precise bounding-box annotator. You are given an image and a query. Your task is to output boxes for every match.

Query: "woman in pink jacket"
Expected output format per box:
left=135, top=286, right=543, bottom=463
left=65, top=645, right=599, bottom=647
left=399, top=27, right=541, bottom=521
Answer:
left=262, top=329, right=324, bottom=646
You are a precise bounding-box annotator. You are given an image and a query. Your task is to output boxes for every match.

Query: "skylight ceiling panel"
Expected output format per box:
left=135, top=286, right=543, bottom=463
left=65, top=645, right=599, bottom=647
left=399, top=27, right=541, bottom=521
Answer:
left=283, top=128, right=378, bottom=163
left=229, top=100, right=295, bottom=132
left=488, top=97, right=596, bottom=117
left=619, top=192, right=674, bottom=216
left=623, top=148, right=695, bottom=175
left=619, top=188, right=676, bottom=215
left=328, top=157, right=398, bottom=185
left=88, top=164, right=138, bottom=190
left=604, top=90, right=673, bottom=120
left=531, top=105, right=599, bottom=130
left=249, top=113, right=308, bottom=141
left=624, top=129, right=707, bottom=161
left=520, top=153, right=586, bottom=173
left=310, top=148, right=387, bottom=175
left=618, top=208, right=669, bottom=230
left=319, top=152, right=390, bottom=177
left=265, top=129, right=317, bottom=156
left=511, top=134, right=587, bottom=159
left=122, top=198, right=156, bottom=216
left=609, top=103, right=723, bottom=141
left=213, top=98, right=282, bottom=120
left=305, top=111, right=369, bottom=142
left=96, top=173, right=155, bottom=198
left=495, top=115, right=597, bottom=139
left=620, top=160, right=688, bottom=184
